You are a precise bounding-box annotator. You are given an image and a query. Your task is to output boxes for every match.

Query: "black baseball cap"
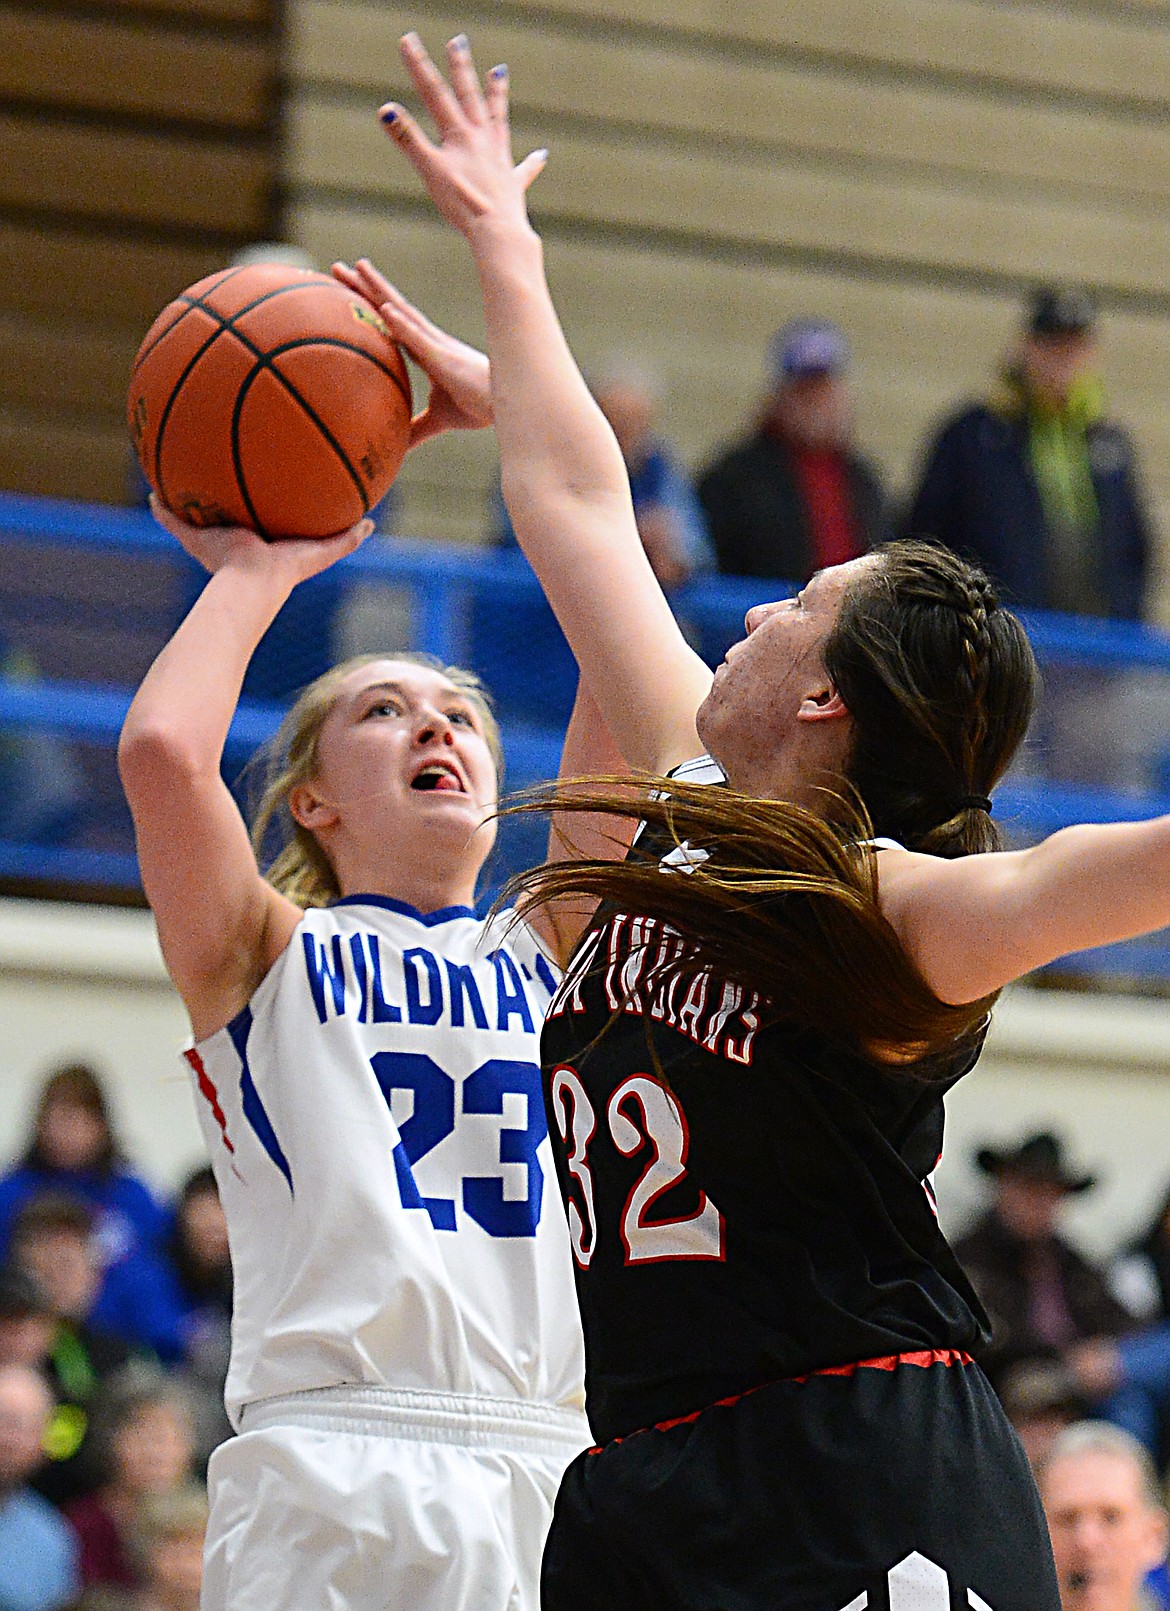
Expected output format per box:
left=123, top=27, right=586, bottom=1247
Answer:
left=1028, top=285, right=1098, bottom=338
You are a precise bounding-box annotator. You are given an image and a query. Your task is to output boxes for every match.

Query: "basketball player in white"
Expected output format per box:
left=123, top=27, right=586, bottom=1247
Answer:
left=119, top=451, right=618, bottom=1606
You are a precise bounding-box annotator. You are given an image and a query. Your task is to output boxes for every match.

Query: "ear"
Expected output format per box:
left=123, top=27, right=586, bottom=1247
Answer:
left=796, top=683, right=850, bottom=725
left=288, top=781, right=339, bottom=832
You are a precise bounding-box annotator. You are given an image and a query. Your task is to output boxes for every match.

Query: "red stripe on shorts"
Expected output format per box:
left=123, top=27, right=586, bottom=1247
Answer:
left=589, top=1347, right=973, bottom=1452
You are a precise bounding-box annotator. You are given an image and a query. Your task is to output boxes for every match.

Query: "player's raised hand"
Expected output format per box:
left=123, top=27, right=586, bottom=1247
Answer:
left=380, top=33, right=547, bottom=241
left=331, top=258, right=492, bottom=446
left=149, top=495, right=373, bottom=582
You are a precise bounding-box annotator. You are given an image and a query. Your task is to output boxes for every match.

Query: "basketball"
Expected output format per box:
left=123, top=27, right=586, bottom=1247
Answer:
left=127, top=263, right=413, bottom=540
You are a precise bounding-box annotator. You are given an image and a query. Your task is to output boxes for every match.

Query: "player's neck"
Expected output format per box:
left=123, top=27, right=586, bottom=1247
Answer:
left=338, top=854, right=480, bottom=916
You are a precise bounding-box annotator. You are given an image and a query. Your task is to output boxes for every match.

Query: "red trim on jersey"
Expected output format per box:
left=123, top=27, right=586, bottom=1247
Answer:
left=587, top=1347, right=974, bottom=1452
left=185, top=1048, right=236, bottom=1155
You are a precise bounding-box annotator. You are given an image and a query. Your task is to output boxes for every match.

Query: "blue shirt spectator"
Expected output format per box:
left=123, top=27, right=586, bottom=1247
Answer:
left=494, top=362, right=713, bottom=589
left=0, top=1065, right=183, bottom=1361
left=0, top=1364, right=80, bottom=1611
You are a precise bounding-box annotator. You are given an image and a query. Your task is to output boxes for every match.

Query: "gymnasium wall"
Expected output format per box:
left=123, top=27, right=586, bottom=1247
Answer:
left=0, top=0, right=279, bottom=504
left=0, top=897, right=1167, bottom=1256
left=285, top=0, right=1170, bottom=613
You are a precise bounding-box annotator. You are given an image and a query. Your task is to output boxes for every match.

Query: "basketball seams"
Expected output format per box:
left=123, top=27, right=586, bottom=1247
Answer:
left=230, top=347, right=373, bottom=539
left=262, top=337, right=411, bottom=412
left=130, top=265, right=252, bottom=379
left=138, top=269, right=410, bottom=539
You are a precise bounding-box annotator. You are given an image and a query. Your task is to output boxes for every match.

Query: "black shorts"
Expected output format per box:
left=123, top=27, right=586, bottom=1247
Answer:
left=542, top=1350, right=1060, bottom=1611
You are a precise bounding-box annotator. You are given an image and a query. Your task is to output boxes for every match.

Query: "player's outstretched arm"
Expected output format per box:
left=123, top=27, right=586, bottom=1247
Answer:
left=877, top=815, right=1170, bottom=1005
left=118, top=501, right=371, bottom=1037
left=379, top=33, right=713, bottom=775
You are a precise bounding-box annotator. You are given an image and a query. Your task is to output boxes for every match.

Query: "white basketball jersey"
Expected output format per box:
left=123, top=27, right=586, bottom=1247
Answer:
left=185, top=896, right=584, bottom=1426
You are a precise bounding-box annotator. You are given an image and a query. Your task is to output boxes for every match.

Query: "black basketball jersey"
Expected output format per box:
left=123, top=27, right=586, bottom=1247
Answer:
left=541, top=756, right=992, bottom=1446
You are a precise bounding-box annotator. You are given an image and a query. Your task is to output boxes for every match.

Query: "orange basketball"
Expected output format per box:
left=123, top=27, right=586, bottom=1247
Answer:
left=128, top=264, right=412, bottom=540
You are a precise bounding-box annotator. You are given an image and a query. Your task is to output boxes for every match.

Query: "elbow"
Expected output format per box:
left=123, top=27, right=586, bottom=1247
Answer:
left=117, top=718, right=204, bottom=803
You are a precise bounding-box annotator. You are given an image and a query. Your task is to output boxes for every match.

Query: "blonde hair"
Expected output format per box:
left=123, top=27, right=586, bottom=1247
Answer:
left=249, top=653, right=502, bottom=909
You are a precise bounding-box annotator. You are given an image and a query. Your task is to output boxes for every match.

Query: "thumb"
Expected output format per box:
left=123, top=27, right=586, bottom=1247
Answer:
left=514, top=148, right=548, bottom=193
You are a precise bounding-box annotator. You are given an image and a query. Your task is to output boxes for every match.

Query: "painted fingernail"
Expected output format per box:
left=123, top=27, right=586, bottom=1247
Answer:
left=379, top=104, right=399, bottom=124
left=451, top=32, right=469, bottom=49
left=489, top=63, right=508, bottom=79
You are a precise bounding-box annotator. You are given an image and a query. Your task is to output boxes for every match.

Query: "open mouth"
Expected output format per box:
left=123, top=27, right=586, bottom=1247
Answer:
left=411, top=762, right=465, bottom=793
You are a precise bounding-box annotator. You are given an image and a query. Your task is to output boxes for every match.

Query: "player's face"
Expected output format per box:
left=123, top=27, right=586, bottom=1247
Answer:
left=311, top=660, right=499, bottom=863
left=696, top=556, right=875, bottom=800
left=1043, top=1450, right=1168, bottom=1611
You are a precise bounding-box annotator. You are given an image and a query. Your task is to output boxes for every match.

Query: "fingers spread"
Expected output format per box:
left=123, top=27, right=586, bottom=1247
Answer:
left=484, top=62, right=509, bottom=125
left=379, top=102, right=445, bottom=181
left=445, top=33, right=487, bottom=124
left=399, top=32, right=464, bottom=133
left=514, top=147, right=548, bottom=193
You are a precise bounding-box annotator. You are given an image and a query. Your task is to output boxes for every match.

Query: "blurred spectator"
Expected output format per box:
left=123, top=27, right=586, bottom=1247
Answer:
left=10, top=1196, right=132, bottom=1506
left=904, top=284, right=1152, bottom=620
left=0, top=1063, right=184, bottom=1361
left=65, top=1368, right=196, bottom=1594
left=0, top=640, right=85, bottom=849
left=494, top=361, right=713, bottom=590
left=1039, top=1422, right=1169, bottom=1610
left=1000, top=1357, right=1086, bottom=1472
left=0, top=1265, right=56, bottom=1372
left=1112, top=1186, right=1170, bottom=1327
left=697, top=319, right=889, bottom=581
left=79, top=1485, right=207, bottom=1611
left=164, top=1169, right=231, bottom=1468
left=0, top=1363, right=80, bottom=1611
left=953, top=1131, right=1132, bottom=1394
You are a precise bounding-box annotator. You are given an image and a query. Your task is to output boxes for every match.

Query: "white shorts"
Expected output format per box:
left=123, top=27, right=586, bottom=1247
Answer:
left=201, top=1385, right=590, bottom=1611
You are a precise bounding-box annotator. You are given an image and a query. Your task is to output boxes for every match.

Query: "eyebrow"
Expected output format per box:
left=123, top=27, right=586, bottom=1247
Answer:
left=354, top=680, right=475, bottom=710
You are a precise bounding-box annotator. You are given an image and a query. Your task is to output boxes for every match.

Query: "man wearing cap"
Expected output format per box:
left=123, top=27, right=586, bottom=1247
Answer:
left=904, top=285, right=1152, bottom=618
left=953, top=1131, right=1133, bottom=1396
left=697, top=318, right=890, bottom=581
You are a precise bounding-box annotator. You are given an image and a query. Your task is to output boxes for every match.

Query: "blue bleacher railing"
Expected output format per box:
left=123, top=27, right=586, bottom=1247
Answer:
left=1, top=491, right=1169, bottom=983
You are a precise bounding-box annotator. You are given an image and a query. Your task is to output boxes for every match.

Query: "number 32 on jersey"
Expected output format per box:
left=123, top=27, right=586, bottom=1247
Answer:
left=550, top=1066, right=725, bottom=1266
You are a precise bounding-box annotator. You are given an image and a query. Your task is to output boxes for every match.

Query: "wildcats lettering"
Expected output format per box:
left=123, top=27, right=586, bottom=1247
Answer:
left=301, top=930, right=537, bottom=1035
left=548, top=914, right=761, bottom=1067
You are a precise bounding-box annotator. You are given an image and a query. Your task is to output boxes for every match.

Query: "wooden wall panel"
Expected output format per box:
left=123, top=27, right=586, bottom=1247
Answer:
left=0, top=7, right=272, bottom=128
left=0, top=0, right=278, bottom=503
left=292, top=3, right=1170, bottom=206
left=286, top=0, right=1170, bottom=619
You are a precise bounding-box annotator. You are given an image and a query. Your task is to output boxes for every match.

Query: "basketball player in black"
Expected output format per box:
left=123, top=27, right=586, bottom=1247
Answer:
left=365, top=35, right=1170, bottom=1609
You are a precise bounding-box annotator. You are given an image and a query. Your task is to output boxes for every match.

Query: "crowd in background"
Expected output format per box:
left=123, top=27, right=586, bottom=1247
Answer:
left=0, top=1063, right=228, bottom=1611
left=548, top=281, right=1154, bottom=627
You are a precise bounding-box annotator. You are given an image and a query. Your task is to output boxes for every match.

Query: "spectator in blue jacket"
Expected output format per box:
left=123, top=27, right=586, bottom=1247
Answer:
left=0, top=1066, right=184, bottom=1362
left=494, top=361, right=713, bottom=588
left=904, top=285, right=1153, bottom=620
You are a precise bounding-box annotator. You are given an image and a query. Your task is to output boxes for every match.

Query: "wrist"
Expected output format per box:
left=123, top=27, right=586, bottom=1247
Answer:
left=468, top=213, right=543, bottom=266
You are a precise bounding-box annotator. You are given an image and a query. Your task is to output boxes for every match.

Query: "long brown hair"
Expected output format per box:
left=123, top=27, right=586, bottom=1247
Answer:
left=504, top=543, right=1039, bottom=1063
left=249, top=653, right=503, bottom=909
